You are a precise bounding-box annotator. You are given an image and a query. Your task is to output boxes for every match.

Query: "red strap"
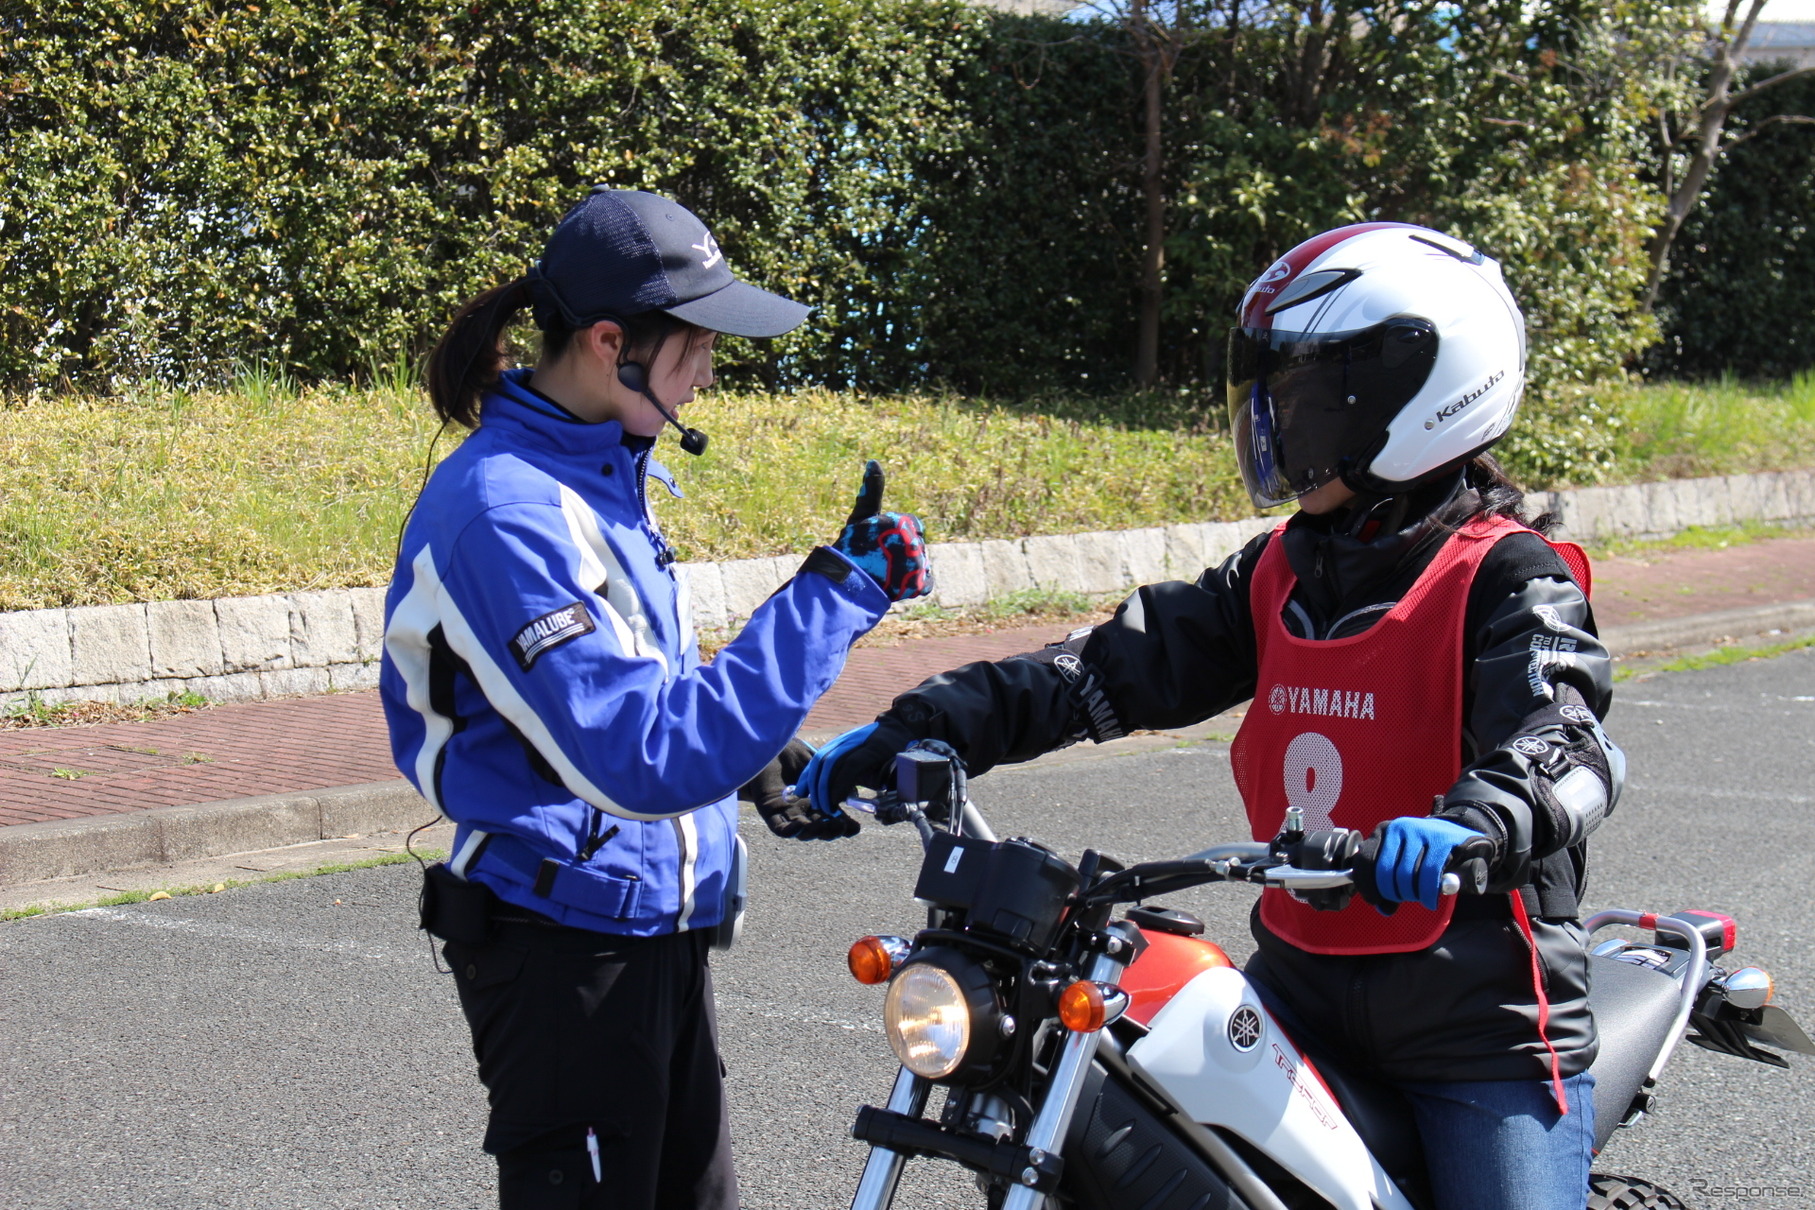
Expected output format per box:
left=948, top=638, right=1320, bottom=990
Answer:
left=1507, top=892, right=1570, bottom=1115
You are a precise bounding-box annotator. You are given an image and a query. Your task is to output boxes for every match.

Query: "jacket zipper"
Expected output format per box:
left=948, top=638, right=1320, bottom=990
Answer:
left=635, top=446, right=677, bottom=574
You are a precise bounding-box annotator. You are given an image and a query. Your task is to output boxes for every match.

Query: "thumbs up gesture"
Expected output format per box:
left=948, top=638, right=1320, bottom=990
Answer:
left=830, top=461, right=932, bottom=602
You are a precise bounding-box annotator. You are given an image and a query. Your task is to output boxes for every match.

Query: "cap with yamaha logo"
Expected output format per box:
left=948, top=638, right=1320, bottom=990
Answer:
left=526, top=189, right=810, bottom=338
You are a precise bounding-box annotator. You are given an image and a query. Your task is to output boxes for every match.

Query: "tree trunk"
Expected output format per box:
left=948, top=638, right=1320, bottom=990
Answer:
left=1134, top=0, right=1164, bottom=389
left=1644, top=0, right=1759, bottom=310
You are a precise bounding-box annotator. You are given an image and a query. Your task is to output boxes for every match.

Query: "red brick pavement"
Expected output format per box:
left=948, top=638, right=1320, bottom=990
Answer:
left=0, top=626, right=1072, bottom=828
left=0, top=694, right=395, bottom=828
left=0, top=532, right=1808, bottom=829
left=1587, top=535, right=1815, bottom=627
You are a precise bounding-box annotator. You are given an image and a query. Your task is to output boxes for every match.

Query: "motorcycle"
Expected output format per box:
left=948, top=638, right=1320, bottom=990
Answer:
left=837, top=742, right=1813, bottom=1210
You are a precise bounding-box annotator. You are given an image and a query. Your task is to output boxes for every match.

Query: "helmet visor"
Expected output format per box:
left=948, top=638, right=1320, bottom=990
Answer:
left=1226, top=319, right=1439, bottom=508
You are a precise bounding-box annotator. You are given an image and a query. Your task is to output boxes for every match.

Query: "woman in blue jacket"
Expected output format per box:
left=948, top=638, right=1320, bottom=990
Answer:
left=382, top=188, right=930, bottom=1209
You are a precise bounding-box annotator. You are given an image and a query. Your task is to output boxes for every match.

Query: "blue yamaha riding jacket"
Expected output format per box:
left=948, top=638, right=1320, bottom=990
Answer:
left=381, top=370, right=888, bottom=936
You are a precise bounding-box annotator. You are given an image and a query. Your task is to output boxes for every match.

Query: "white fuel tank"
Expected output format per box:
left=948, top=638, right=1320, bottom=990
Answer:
left=1126, top=965, right=1416, bottom=1210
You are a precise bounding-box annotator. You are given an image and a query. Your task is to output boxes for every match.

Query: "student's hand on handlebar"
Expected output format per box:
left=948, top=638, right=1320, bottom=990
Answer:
left=739, top=738, right=859, bottom=840
left=830, top=461, right=932, bottom=602
left=794, top=722, right=897, bottom=821
left=1368, top=816, right=1493, bottom=911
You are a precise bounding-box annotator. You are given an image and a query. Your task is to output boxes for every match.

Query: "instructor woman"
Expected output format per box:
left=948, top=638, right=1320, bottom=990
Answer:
left=381, top=188, right=930, bottom=1209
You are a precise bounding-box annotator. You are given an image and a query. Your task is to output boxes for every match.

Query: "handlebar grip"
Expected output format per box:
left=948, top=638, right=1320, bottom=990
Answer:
left=1446, top=835, right=1494, bottom=896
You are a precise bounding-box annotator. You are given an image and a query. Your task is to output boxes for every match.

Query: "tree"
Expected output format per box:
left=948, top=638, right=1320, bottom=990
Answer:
left=1128, top=0, right=1179, bottom=389
left=1646, top=0, right=1815, bottom=310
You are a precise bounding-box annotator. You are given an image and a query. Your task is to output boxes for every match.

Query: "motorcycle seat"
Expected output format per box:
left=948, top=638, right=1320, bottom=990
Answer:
left=1584, top=953, right=1683, bottom=1152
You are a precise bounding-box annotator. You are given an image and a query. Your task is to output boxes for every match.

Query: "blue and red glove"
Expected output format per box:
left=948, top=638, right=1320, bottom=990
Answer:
left=832, top=461, right=931, bottom=602
left=1370, top=816, right=1491, bottom=911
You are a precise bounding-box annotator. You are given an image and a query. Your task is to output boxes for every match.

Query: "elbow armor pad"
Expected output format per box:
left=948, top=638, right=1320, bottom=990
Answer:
left=1520, top=700, right=1625, bottom=849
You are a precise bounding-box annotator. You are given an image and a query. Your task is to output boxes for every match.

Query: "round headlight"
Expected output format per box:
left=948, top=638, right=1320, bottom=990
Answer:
left=885, top=963, right=972, bottom=1079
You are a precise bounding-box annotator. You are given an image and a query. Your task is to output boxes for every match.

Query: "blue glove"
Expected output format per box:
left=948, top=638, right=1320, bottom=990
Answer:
left=794, top=722, right=887, bottom=823
left=1371, top=817, right=1484, bottom=911
left=832, top=461, right=932, bottom=602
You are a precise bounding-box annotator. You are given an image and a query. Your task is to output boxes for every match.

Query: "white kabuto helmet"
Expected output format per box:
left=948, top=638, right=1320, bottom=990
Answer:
left=1227, top=222, right=1526, bottom=509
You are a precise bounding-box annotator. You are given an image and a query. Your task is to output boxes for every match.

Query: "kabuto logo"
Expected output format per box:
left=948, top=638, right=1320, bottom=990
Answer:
left=1269, top=684, right=1377, bottom=720
left=1425, top=369, right=1506, bottom=430
left=509, top=603, right=596, bottom=672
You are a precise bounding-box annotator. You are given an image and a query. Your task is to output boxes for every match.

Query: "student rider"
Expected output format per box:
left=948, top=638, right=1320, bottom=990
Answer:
left=381, top=188, right=931, bottom=1209
left=796, top=223, right=1623, bottom=1210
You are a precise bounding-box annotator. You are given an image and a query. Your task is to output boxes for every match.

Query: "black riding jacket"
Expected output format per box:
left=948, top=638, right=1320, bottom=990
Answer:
left=863, top=474, right=1621, bottom=1082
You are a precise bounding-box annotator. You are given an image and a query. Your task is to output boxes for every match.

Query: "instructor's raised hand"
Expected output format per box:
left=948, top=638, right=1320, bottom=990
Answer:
left=830, top=460, right=932, bottom=602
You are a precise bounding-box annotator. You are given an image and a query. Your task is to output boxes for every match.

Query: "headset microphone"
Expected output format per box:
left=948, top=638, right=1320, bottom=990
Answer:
left=617, top=362, right=709, bottom=456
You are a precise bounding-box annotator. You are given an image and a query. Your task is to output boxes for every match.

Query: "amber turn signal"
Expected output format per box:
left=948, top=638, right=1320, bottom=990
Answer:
left=849, top=936, right=898, bottom=985
left=1057, top=980, right=1108, bottom=1032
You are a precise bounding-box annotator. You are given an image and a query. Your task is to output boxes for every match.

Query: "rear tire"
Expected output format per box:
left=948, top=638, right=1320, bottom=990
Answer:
left=1588, top=1172, right=1690, bottom=1209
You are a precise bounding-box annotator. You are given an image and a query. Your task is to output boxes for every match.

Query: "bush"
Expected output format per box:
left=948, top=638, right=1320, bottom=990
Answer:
left=3, top=0, right=1698, bottom=489
left=0, top=0, right=987, bottom=391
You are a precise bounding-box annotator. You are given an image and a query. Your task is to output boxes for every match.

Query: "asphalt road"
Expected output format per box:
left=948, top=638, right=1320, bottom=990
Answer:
left=2, top=648, right=1811, bottom=1210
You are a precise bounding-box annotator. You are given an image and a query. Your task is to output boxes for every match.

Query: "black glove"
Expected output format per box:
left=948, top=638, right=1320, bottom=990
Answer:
left=739, top=738, right=860, bottom=840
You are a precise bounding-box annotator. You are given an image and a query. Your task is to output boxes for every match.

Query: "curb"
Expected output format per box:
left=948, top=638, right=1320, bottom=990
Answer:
left=5, top=467, right=1813, bottom=711
left=1607, top=600, right=1815, bottom=656
left=1, top=600, right=1810, bottom=895
left=0, top=781, right=437, bottom=890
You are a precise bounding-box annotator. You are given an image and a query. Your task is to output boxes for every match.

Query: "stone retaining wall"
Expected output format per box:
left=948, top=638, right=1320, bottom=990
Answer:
left=3, top=468, right=1812, bottom=709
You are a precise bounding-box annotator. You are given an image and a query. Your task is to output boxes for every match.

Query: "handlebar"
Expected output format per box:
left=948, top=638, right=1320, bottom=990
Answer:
left=855, top=746, right=1477, bottom=912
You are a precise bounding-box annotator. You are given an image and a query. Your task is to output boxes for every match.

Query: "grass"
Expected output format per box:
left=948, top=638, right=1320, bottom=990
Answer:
left=1608, top=371, right=1815, bottom=481
left=0, top=373, right=1811, bottom=609
left=2, top=689, right=212, bottom=729
left=0, top=848, right=442, bottom=922
left=1584, top=521, right=1815, bottom=560
left=1614, top=634, right=1815, bottom=682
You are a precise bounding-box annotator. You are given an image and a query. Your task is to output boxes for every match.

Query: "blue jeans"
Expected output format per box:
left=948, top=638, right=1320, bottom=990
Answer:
left=1398, top=1071, right=1596, bottom=1210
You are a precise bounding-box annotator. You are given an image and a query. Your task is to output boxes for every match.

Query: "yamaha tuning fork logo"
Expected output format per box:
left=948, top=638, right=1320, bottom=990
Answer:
left=1228, top=1006, right=1263, bottom=1052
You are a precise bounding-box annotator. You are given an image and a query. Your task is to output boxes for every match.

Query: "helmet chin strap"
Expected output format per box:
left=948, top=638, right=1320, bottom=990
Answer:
left=1338, top=491, right=1401, bottom=538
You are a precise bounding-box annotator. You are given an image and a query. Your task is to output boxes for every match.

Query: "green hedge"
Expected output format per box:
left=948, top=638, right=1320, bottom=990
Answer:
left=4, top=1, right=1700, bottom=481
left=1652, top=67, right=1815, bottom=379
left=2, top=0, right=988, bottom=391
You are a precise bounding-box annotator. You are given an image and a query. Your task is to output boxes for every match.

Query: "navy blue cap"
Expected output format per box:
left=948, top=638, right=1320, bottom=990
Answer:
left=525, top=189, right=810, bottom=338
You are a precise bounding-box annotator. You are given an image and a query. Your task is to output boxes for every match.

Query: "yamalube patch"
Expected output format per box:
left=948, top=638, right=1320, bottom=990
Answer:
left=510, top=603, right=596, bottom=671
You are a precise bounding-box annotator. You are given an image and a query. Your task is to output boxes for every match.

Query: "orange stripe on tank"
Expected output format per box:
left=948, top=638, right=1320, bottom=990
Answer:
left=1122, top=930, right=1233, bottom=1026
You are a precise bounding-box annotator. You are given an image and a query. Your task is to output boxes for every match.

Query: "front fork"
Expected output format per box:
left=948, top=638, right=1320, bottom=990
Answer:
left=848, top=927, right=1138, bottom=1210
left=850, top=1066, right=933, bottom=1209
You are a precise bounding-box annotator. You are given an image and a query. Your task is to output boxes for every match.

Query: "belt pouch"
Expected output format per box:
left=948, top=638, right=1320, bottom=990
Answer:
left=420, top=861, right=497, bottom=945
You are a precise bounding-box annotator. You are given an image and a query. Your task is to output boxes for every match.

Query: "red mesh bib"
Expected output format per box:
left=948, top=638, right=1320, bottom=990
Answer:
left=1231, top=514, right=1586, bottom=954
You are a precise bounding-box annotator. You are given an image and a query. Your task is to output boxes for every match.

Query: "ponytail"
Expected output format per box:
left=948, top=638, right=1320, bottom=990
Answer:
left=426, top=280, right=535, bottom=429
left=1464, top=452, right=1558, bottom=535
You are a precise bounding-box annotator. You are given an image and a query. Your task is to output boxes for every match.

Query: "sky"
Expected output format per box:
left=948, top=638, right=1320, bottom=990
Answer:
left=1711, top=0, right=1815, bottom=21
